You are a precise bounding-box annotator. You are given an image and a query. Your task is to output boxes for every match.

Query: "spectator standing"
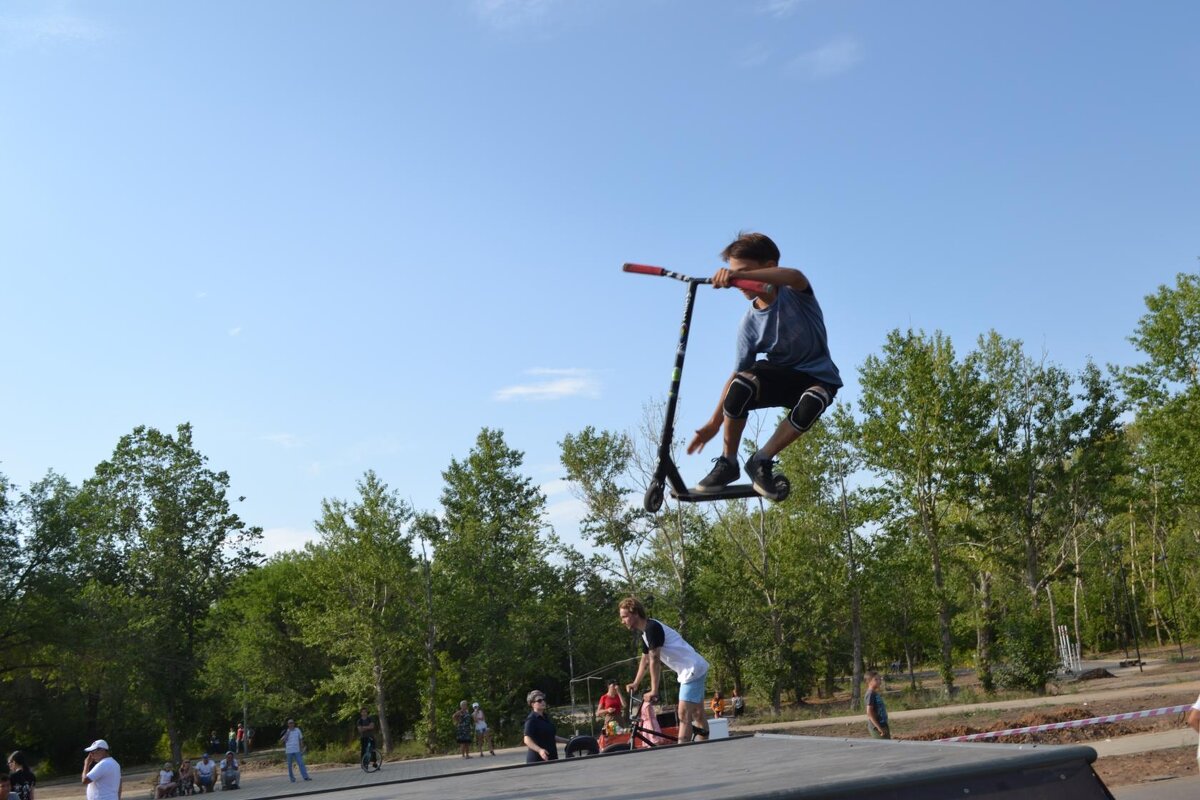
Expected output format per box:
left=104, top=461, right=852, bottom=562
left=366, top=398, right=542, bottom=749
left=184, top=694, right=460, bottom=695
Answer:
left=226, top=729, right=236, bottom=754
left=7, top=752, right=35, bottom=800
left=218, top=753, right=238, bottom=790
left=452, top=702, right=473, bottom=759
left=471, top=703, right=495, bottom=756
left=206, top=733, right=222, bottom=759
left=711, top=692, right=726, bottom=718
left=522, top=690, right=565, bottom=763
left=1186, top=692, right=1200, bottom=759
left=278, top=719, right=311, bottom=782
left=81, top=740, right=121, bottom=800
left=596, top=682, right=625, bottom=734
left=235, top=724, right=246, bottom=754
left=865, top=671, right=891, bottom=739
left=192, top=755, right=215, bottom=794
left=731, top=688, right=746, bottom=717
left=355, top=708, right=376, bottom=760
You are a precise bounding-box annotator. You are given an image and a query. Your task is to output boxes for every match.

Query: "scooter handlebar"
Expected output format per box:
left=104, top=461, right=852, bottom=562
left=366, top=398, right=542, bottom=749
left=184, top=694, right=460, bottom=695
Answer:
left=622, top=262, right=772, bottom=294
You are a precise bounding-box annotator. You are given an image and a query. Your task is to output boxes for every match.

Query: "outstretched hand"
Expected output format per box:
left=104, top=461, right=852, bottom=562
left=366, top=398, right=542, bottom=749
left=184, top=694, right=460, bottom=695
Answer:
left=687, top=421, right=720, bottom=455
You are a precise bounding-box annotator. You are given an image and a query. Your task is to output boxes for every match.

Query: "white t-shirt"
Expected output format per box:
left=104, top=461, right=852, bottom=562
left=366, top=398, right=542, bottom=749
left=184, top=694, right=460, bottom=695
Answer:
left=283, top=727, right=304, bottom=754
left=157, top=770, right=174, bottom=787
left=1192, top=694, right=1200, bottom=759
left=195, top=760, right=215, bottom=780
left=85, top=757, right=121, bottom=800
left=641, top=619, right=709, bottom=683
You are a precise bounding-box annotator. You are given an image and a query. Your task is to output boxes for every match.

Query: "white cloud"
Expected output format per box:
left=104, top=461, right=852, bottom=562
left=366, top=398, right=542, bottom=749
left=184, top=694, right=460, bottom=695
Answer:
left=0, top=9, right=108, bottom=50
left=228, top=326, right=242, bottom=337
left=472, top=0, right=558, bottom=30
left=788, top=36, right=863, bottom=80
left=545, top=495, right=588, bottom=533
left=259, top=526, right=318, bottom=558
left=493, top=368, right=600, bottom=402
left=735, top=44, right=772, bottom=70
left=759, top=0, right=808, bottom=18
left=261, top=433, right=302, bottom=449
left=540, top=478, right=572, bottom=498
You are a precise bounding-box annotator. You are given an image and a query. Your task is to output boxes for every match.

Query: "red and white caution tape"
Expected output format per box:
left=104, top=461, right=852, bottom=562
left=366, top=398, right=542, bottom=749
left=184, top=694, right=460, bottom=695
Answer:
left=935, top=704, right=1192, bottom=743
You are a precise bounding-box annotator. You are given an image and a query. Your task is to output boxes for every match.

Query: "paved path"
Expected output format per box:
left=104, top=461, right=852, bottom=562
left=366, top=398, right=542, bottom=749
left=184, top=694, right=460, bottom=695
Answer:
left=1112, top=776, right=1200, bottom=800
left=39, top=749, right=534, bottom=800
left=733, top=677, right=1200, bottom=733
left=1091, top=728, right=1195, bottom=758
left=220, top=748, right=532, bottom=798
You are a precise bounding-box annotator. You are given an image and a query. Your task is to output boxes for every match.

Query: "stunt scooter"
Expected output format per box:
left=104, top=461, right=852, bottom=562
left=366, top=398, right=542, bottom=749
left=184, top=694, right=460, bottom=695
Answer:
left=623, top=263, right=791, bottom=513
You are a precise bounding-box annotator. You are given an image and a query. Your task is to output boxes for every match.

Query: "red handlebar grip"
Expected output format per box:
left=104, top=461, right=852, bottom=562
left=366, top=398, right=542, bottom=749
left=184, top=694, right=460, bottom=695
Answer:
left=622, top=263, right=667, bottom=276
left=728, top=277, right=772, bottom=294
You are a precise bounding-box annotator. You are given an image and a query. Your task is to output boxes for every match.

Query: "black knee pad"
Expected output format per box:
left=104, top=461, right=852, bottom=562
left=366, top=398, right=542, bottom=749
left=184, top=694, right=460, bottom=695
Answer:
left=723, top=374, right=757, bottom=419
left=788, top=387, right=830, bottom=432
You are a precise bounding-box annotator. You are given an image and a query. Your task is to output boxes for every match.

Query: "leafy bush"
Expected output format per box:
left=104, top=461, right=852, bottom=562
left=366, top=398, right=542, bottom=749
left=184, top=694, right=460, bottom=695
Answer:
left=995, top=609, right=1058, bottom=694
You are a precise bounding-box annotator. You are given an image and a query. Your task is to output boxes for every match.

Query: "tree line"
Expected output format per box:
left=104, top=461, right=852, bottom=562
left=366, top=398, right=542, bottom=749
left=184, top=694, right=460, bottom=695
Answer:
left=1, top=269, right=1197, bottom=772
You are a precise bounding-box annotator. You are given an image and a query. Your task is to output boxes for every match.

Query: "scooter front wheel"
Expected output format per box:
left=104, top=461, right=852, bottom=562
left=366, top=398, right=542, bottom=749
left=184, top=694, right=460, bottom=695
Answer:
left=644, top=481, right=665, bottom=513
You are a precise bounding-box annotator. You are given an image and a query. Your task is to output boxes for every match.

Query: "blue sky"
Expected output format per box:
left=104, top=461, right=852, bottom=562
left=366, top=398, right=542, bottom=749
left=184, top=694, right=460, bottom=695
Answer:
left=2, top=0, right=1197, bottom=557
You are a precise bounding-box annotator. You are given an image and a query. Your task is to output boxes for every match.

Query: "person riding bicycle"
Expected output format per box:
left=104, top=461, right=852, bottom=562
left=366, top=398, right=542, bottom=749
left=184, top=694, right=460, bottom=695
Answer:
left=619, top=596, right=710, bottom=744
left=688, top=232, right=842, bottom=499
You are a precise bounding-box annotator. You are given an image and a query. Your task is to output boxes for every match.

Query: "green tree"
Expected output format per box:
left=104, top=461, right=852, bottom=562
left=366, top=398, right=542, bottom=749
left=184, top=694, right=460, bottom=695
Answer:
left=77, top=423, right=262, bottom=763
left=1121, top=270, right=1200, bottom=506
left=429, top=429, right=558, bottom=718
left=858, top=329, right=986, bottom=694
left=560, top=427, right=643, bottom=590
left=204, top=554, right=333, bottom=740
left=291, top=470, right=423, bottom=752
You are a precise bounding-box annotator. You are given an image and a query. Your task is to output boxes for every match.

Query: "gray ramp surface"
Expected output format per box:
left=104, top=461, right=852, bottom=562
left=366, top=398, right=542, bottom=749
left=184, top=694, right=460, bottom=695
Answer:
left=290, top=734, right=1113, bottom=800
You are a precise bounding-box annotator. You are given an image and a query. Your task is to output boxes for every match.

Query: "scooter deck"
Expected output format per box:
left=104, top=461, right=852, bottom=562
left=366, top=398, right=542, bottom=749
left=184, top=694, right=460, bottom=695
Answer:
left=671, top=483, right=766, bottom=502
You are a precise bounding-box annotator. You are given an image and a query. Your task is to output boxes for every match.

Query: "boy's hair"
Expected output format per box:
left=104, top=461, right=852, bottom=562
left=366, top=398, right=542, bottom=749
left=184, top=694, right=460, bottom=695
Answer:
left=618, top=596, right=647, bottom=619
left=721, top=232, right=781, bottom=265
left=866, top=670, right=880, bottom=682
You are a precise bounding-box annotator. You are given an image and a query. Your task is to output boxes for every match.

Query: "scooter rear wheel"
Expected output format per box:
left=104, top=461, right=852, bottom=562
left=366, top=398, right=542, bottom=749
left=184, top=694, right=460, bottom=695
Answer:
left=644, top=481, right=664, bottom=513
left=773, top=475, right=791, bottom=501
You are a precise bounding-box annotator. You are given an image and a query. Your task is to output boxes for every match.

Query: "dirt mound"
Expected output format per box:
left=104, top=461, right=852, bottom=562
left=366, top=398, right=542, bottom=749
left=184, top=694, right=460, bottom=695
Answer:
left=908, top=707, right=1181, bottom=745
left=1077, top=668, right=1115, bottom=681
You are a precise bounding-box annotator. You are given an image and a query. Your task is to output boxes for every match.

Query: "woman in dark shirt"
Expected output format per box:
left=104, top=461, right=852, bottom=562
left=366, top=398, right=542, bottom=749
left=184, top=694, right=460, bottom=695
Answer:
left=522, top=690, right=566, bottom=763
left=7, top=752, right=35, bottom=800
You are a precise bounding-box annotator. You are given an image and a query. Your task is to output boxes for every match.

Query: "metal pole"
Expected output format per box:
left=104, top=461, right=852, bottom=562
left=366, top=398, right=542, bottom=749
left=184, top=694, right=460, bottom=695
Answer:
left=242, top=682, right=249, bottom=754
left=566, top=614, right=577, bottom=734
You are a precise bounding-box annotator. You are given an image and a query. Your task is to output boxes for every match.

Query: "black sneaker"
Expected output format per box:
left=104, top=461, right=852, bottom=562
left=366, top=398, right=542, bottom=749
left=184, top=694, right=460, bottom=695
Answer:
left=745, top=454, right=780, bottom=499
left=696, top=456, right=739, bottom=492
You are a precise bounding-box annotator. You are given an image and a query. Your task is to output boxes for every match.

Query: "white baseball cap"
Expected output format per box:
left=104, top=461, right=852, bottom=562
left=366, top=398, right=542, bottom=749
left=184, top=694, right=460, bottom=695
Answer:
left=85, top=740, right=110, bottom=752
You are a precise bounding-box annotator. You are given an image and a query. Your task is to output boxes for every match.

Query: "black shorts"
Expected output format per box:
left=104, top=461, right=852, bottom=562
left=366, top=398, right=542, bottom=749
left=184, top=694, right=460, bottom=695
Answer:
left=738, top=362, right=837, bottom=411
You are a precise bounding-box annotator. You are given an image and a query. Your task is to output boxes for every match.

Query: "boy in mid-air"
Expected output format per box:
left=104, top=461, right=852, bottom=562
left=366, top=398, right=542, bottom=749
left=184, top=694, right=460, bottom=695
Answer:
left=687, top=232, right=842, bottom=499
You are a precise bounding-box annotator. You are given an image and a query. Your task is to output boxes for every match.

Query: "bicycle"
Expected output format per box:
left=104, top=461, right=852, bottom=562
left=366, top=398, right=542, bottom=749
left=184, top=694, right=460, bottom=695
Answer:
left=360, top=737, right=381, bottom=773
left=596, top=693, right=682, bottom=753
